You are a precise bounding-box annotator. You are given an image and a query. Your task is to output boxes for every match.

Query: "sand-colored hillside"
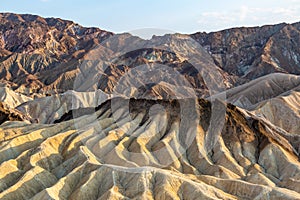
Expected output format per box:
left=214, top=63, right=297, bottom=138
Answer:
left=0, top=98, right=299, bottom=199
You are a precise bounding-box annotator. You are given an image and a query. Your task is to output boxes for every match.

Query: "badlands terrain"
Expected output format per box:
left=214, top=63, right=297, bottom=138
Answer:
left=0, top=13, right=300, bottom=199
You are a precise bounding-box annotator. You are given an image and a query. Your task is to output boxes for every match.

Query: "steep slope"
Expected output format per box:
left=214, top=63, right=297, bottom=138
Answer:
left=0, top=87, right=32, bottom=108
left=39, top=32, right=231, bottom=97
left=0, top=13, right=230, bottom=96
left=0, top=98, right=299, bottom=199
left=191, top=22, right=300, bottom=82
left=0, top=102, right=31, bottom=124
left=0, top=87, right=33, bottom=124
left=2, top=13, right=300, bottom=95
left=253, top=87, right=300, bottom=134
left=216, top=73, right=300, bottom=109
left=0, top=13, right=112, bottom=58
left=0, top=13, right=113, bottom=93
left=214, top=73, right=300, bottom=134
left=16, top=90, right=109, bottom=124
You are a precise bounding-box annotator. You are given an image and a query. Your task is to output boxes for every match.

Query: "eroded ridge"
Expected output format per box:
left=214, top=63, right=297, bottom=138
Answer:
left=0, top=98, right=299, bottom=199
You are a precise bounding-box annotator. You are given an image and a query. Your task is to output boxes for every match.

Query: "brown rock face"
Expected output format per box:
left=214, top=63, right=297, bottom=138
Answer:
left=0, top=13, right=112, bottom=56
left=0, top=13, right=113, bottom=93
left=1, top=13, right=300, bottom=95
left=191, top=22, right=300, bottom=82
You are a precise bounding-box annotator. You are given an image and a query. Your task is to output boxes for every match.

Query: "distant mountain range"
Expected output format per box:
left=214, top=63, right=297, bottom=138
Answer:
left=1, top=13, right=300, bottom=94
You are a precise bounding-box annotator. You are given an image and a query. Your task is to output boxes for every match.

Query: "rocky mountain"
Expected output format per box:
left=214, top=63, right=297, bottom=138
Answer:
left=216, top=73, right=300, bottom=109
left=192, top=22, right=300, bottom=82
left=212, top=73, right=300, bottom=134
left=1, top=13, right=300, bottom=96
left=0, top=13, right=300, bottom=199
left=0, top=13, right=113, bottom=94
left=253, top=86, right=300, bottom=135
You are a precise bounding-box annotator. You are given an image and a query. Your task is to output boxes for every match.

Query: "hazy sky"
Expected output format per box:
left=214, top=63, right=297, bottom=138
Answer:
left=1, top=0, right=300, bottom=35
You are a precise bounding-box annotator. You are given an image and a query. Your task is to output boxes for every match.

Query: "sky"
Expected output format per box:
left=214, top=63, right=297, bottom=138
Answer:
left=1, top=0, right=300, bottom=37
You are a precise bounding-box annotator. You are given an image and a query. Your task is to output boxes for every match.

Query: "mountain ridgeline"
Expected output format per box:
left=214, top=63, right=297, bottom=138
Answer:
left=0, top=13, right=300, bottom=95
